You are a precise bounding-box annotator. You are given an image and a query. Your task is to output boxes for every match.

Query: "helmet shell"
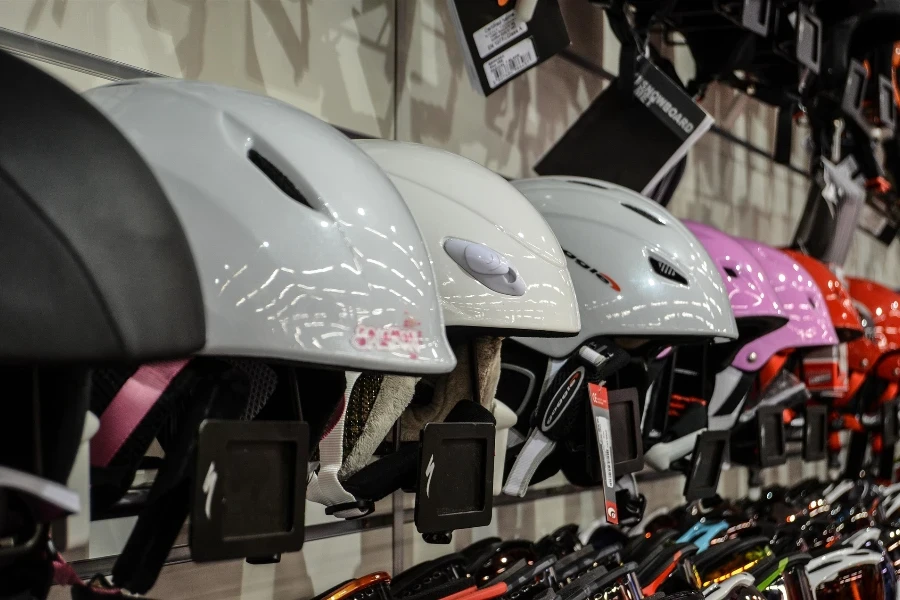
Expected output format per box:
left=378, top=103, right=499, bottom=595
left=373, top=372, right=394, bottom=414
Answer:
left=1, top=52, right=205, bottom=363
left=85, top=79, right=455, bottom=374
left=356, top=141, right=580, bottom=336
left=782, top=250, right=864, bottom=342
left=734, top=238, right=837, bottom=368
left=848, top=277, right=900, bottom=382
left=509, top=177, right=738, bottom=359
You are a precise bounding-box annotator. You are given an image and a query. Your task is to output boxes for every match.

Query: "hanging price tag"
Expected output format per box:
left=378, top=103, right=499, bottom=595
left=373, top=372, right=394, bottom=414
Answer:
left=588, top=382, right=618, bottom=525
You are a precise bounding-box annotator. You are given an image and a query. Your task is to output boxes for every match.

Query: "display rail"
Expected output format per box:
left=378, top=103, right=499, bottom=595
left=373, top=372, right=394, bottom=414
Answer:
left=71, top=470, right=680, bottom=580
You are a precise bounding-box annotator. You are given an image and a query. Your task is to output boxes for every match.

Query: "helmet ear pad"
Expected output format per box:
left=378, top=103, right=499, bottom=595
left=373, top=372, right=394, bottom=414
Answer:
left=401, top=337, right=503, bottom=434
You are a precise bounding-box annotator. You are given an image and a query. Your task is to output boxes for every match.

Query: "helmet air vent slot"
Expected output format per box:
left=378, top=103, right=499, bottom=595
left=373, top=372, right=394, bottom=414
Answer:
left=248, top=149, right=312, bottom=209
left=650, top=257, right=688, bottom=286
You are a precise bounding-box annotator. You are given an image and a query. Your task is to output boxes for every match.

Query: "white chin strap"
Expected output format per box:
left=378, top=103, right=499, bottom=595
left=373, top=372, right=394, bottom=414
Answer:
left=306, top=371, right=370, bottom=519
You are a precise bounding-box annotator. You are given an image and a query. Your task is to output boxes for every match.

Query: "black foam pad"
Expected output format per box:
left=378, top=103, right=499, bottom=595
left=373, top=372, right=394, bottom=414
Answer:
left=0, top=50, right=205, bottom=363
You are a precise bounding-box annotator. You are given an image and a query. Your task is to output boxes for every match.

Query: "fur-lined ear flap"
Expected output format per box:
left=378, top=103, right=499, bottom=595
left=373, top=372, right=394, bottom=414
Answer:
left=401, top=337, right=503, bottom=437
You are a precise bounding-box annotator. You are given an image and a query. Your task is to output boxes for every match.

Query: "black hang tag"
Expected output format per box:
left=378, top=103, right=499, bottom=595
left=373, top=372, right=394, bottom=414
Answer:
left=842, top=59, right=870, bottom=131
left=683, top=430, right=728, bottom=501
left=190, top=419, right=308, bottom=562
left=415, top=422, right=495, bottom=534
left=794, top=4, right=822, bottom=73
left=535, top=54, right=712, bottom=196
left=585, top=387, right=644, bottom=480
left=756, top=405, right=787, bottom=468
left=729, top=0, right=773, bottom=36
left=446, top=0, right=569, bottom=96
left=729, top=405, right=787, bottom=468
left=803, top=405, right=828, bottom=462
left=882, top=399, right=899, bottom=446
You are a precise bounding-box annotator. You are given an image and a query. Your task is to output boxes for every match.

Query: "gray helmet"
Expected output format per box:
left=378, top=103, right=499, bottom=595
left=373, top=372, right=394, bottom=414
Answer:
left=84, top=78, right=455, bottom=374
left=511, top=176, right=738, bottom=358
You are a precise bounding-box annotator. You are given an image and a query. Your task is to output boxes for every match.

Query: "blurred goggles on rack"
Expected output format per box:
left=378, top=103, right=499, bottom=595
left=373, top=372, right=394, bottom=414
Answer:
left=809, top=558, right=887, bottom=600
left=549, top=563, right=642, bottom=600
left=754, top=555, right=814, bottom=600
left=470, top=540, right=539, bottom=583
left=701, top=574, right=758, bottom=600
left=694, top=538, right=774, bottom=588
left=311, top=572, right=392, bottom=600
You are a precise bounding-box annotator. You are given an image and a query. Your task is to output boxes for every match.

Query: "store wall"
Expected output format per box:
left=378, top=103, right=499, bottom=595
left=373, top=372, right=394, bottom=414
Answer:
left=8, top=0, right=894, bottom=598
left=3, top=0, right=396, bottom=137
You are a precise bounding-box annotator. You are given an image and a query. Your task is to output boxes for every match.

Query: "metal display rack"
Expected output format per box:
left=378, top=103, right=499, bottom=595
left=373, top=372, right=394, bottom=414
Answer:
left=0, top=25, right=805, bottom=583
left=70, top=471, right=680, bottom=581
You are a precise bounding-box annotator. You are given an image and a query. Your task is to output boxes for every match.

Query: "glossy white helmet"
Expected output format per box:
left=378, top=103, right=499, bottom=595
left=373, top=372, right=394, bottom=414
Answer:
left=495, top=177, right=736, bottom=497
left=355, top=140, right=580, bottom=337
left=84, top=79, right=455, bottom=375
left=510, top=176, right=738, bottom=357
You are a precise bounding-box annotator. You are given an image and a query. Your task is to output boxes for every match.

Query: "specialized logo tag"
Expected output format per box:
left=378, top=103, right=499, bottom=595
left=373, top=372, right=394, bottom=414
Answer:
left=542, top=366, right=585, bottom=433
left=426, top=454, right=436, bottom=498
left=202, top=462, right=218, bottom=520
left=588, top=383, right=618, bottom=525
left=563, top=249, right=621, bottom=291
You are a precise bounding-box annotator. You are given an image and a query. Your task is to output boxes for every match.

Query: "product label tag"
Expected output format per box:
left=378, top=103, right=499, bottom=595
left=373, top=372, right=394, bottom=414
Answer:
left=484, top=37, right=538, bottom=89
left=803, top=344, right=849, bottom=396
left=446, top=0, right=568, bottom=96
left=473, top=10, right=528, bottom=58
left=588, top=382, right=618, bottom=524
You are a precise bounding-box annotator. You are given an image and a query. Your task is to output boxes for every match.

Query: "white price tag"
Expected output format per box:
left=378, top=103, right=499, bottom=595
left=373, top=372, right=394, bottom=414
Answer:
left=473, top=10, right=528, bottom=58
left=484, top=37, right=538, bottom=89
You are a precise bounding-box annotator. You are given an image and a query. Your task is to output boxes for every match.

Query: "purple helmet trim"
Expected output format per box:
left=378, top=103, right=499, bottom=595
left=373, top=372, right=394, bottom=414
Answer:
left=732, top=238, right=838, bottom=371
left=682, top=221, right=783, bottom=326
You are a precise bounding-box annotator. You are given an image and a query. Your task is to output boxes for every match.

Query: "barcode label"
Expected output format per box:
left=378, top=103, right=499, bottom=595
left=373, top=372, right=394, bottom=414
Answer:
left=484, top=37, right=538, bottom=89
left=473, top=10, right=528, bottom=58
left=597, top=417, right=615, bottom=488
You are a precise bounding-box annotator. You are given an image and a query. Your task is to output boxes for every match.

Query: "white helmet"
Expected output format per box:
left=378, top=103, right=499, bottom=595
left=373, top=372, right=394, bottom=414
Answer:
left=355, top=140, right=580, bottom=336
left=305, top=141, right=580, bottom=517
left=84, top=79, right=455, bottom=375
left=496, top=177, right=736, bottom=497
left=511, top=176, right=738, bottom=357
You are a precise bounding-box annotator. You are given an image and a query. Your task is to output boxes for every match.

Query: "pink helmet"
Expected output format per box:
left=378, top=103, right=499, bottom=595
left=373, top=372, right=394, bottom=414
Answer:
left=645, top=221, right=788, bottom=470
left=682, top=221, right=785, bottom=336
left=733, top=238, right=838, bottom=371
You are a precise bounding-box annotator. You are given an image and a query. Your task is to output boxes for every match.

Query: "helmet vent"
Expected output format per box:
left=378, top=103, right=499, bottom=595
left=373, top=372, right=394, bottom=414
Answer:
left=568, top=179, right=610, bottom=190
left=650, top=257, right=688, bottom=286
left=723, top=267, right=739, bottom=278
left=621, top=203, right=665, bottom=225
left=248, top=149, right=312, bottom=208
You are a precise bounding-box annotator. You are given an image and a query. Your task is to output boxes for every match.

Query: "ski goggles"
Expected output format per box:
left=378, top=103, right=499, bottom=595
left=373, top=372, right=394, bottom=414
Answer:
left=694, top=538, right=774, bottom=588
left=311, top=572, right=392, bottom=600
left=753, top=554, right=813, bottom=600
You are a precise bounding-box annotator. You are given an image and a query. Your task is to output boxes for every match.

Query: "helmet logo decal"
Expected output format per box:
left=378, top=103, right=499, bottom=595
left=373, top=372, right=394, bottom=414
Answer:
left=541, top=366, right=586, bottom=432
left=353, top=315, right=424, bottom=359
left=444, top=238, right=526, bottom=296
left=563, top=249, right=621, bottom=292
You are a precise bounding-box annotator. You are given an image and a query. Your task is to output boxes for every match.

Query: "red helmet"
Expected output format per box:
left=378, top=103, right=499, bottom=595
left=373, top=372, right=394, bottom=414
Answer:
left=847, top=277, right=900, bottom=383
left=781, top=251, right=864, bottom=342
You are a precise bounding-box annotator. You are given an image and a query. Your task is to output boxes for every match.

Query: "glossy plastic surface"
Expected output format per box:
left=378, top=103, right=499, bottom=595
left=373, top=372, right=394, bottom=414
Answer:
left=510, top=177, right=738, bottom=359
left=683, top=221, right=783, bottom=327
left=85, top=79, right=455, bottom=374
left=0, top=51, right=205, bottom=362
left=848, top=277, right=900, bottom=381
left=735, top=238, right=837, bottom=369
left=357, top=141, right=580, bottom=336
left=782, top=251, right=864, bottom=341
